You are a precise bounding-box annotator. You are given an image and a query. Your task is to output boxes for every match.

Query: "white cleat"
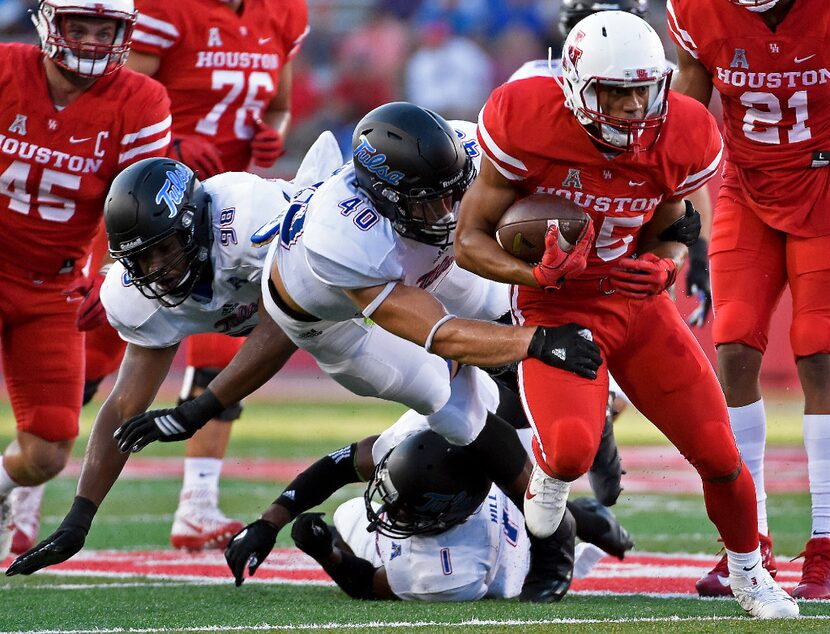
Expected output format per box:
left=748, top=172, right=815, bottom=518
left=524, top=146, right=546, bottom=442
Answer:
left=523, top=464, right=570, bottom=539
left=731, top=566, right=799, bottom=619
left=0, top=494, right=12, bottom=561
left=170, top=490, right=243, bottom=551
left=10, top=484, right=45, bottom=555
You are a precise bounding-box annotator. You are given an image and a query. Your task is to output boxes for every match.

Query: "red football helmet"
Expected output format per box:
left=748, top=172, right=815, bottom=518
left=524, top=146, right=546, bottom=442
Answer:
left=32, top=0, right=137, bottom=78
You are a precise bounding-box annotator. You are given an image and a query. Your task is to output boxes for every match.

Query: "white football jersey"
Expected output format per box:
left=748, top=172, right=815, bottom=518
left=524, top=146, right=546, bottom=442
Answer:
left=272, top=120, right=488, bottom=322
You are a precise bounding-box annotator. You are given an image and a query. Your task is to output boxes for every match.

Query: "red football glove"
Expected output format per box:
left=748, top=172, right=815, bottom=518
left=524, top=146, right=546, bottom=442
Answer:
left=168, top=134, right=225, bottom=178
left=532, top=221, right=594, bottom=290
left=250, top=118, right=285, bottom=168
left=608, top=253, right=677, bottom=299
left=63, top=273, right=107, bottom=331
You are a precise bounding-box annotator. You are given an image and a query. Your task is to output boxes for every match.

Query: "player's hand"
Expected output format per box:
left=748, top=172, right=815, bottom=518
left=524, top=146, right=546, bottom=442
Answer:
left=114, top=389, right=224, bottom=453
left=6, top=497, right=96, bottom=576
left=250, top=118, right=284, bottom=168
left=169, top=134, right=225, bottom=177
left=527, top=323, right=603, bottom=380
left=608, top=254, right=677, bottom=299
left=63, top=272, right=107, bottom=331
left=224, top=519, right=278, bottom=587
left=291, top=512, right=334, bottom=561
left=532, top=221, right=594, bottom=290
left=685, top=238, right=711, bottom=328
left=657, top=200, right=701, bottom=247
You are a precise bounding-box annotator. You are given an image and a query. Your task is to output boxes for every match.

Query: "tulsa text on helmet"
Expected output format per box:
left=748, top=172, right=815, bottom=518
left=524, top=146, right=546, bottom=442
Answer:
left=715, top=67, right=830, bottom=89
left=0, top=134, right=103, bottom=174
left=195, top=51, right=280, bottom=70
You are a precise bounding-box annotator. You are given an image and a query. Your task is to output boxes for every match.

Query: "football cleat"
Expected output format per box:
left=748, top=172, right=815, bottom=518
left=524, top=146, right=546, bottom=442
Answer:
left=0, top=494, right=12, bottom=561
left=170, top=491, right=244, bottom=551
left=520, top=507, right=576, bottom=602
left=569, top=497, right=634, bottom=560
left=792, top=537, right=830, bottom=600
left=524, top=464, right=570, bottom=539
left=696, top=533, right=777, bottom=597
left=9, top=484, right=45, bottom=555
left=731, top=565, right=799, bottom=619
left=587, top=392, right=624, bottom=506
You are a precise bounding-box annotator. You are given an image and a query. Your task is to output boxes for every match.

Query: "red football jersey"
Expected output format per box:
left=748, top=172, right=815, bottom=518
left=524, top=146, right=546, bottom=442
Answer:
left=132, top=0, right=309, bottom=172
left=478, top=77, right=723, bottom=276
left=0, top=44, right=171, bottom=275
left=668, top=0, right=830, bottom=235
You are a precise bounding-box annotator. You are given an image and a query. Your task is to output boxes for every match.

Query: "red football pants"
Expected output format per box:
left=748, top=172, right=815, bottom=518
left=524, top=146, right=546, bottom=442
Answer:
left=514, top=282, right=758, bottom=552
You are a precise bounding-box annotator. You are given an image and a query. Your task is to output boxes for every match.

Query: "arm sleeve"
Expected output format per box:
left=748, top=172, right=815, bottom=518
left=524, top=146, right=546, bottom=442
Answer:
left=283, top=0, right=310, bottom=61
left=117, top=79, right=172, bottom=168
left=672, top=112, right=723, bottom=198
left=131, top=2, right=181, bottom=58
left=666, top=0, right=701, bottom=59
left=476, top=85, right=530, bottom=183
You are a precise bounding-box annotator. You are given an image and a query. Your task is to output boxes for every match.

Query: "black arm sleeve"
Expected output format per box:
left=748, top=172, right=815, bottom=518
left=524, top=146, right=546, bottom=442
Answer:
left=323, top=550, right=379, bottom=600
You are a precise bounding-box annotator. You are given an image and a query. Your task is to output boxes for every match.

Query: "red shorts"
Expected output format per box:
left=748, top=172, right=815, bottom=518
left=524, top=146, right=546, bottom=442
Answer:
left=0, top=267, right=82, bottom=442
left=710, top=181, right=830, bottom=358
left=514, top=281, right=739, bottom=480
left=185, top=332, right=243, bottom=369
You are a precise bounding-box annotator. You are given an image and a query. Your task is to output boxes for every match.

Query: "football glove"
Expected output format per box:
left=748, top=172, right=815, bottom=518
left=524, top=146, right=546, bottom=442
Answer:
left=5, top=496, right=96, bottom=577
left=63, top=272, right=107, bottom=331
left=532, top=221, right=594, bottom=290
left=685, top=238, right=712, bottom=328
left=291, top=512, right=335, bottom=561
left=169, top=134, right=225, bottom=178
left=608, top=253, right=677, bottom=299
left=527, top=323, right=602, bottom=380
left=113, top=389, right=225, bottom=453
left=657, top=200, right=701, bottom=247
left=250, top=118, right=284, bottom=168
left=224, top=519, right=279, bottom=587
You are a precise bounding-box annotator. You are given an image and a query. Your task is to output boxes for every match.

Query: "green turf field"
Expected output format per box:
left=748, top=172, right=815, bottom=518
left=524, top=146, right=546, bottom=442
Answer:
left=1, top=395, right=828, bottom=633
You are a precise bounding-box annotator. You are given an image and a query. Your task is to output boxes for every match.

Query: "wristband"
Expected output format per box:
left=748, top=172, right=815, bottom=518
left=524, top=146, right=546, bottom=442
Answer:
left=65, top=496, right=98, bottom=533
left=178, top=388, right=225, bottom=424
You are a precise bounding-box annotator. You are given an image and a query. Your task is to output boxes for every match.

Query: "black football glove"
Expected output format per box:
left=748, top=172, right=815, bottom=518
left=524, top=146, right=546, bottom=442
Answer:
left=224, top=519, right=279, bottom=587
left=527, top=323, right=603, bottom=380
left=5, top=497, right=96, bottom=576
left=114, top=389, right=225, bottom=453
left=658, top=200, right=701, bottom=247
left=291, top=512, right=335, bottom=562
left=685, top=238, right=712, bottom=328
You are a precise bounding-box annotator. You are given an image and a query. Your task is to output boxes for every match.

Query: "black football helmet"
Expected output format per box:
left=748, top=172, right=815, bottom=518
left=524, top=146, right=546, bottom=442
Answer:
left=104, top=157, right=212, bottom=307
left=364, top=430, right=491, bottom=538
left=559, top=0, right=649, bottom=38
left=352, top=102, right=474, bottom=247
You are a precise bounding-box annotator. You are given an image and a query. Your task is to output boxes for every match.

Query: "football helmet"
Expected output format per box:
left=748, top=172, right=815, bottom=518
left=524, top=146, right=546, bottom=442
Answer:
left=105, top=157, right=213, bottom=308
left=32, top=0, right=136, bottom=78
left=364, top=430, right=491, bottom=538
left=560, top=11, right=670, bottom=153
left=728, top=0, right=781, bottom=12
left=558, top=0, right=649, bottom=38
left=352, top=102, right=474, bottom=247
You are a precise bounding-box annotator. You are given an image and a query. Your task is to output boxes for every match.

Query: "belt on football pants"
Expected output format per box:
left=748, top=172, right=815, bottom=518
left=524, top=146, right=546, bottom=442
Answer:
left=267, top=277, right=320, bottom=323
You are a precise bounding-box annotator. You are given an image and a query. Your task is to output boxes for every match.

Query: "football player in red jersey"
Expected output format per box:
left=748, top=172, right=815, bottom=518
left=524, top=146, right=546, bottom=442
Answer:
left=668, top=0, right=830, bottom=600
left=455, top=11, right=798, bottom=619
left=0, top=0, right=171, bottom=560
left=79, top=0, right=310, bottom=551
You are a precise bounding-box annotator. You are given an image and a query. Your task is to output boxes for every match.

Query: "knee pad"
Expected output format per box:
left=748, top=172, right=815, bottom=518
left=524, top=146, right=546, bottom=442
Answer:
left=427, top=365, right=499, bottom=446
left=791, top=313, right=830, bottom=358
left=178, top=367, right=243, bottom=422
left=541, top=416, right=596, bottom=480
left=20, top=405, right=79, bottom=442
left=712, top=301, right=769, bottom=352
left=702, top=461, right=742, bottom=484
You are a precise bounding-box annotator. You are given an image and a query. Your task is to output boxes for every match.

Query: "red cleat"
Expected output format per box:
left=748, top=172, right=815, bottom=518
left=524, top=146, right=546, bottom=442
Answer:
left=696, top=533, right=777, bottom=597
left=792, top=537, right=830, bottom=600
left=170, top=490, right=244, bottom=551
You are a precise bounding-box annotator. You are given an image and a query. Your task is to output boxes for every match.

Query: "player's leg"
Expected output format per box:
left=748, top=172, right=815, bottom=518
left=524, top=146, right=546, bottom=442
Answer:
left=170, top=333, right=245, bottom=551
left=82, top=319, right=126, bottom=405
left=787, top=233, right=830, bottom=599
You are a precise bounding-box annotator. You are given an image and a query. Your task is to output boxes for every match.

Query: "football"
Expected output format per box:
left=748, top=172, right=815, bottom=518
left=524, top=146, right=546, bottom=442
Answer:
left=495, top=194, right=590, bottom=263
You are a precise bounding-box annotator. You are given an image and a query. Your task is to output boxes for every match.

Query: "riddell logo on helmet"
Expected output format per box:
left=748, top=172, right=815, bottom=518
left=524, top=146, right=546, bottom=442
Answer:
left=155, top=164, right=192, bottom=218
left=353, top=136, right=404, bottom=185
left=120, top=237, right=143, bottom=250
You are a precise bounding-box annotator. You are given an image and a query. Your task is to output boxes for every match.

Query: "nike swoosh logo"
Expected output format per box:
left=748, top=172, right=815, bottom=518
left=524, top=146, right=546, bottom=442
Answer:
left=179, top=518, right=205, bottom=534
left=525, top=489, right=537, bottom=500
left=794, top=54, right=816, bottom=64
left=742, top=562, right=759, bottom=572
left=628, top=180, right=646, bottom=186
left=69, top=136, right=92, bottom=143
left=258, top=37, right=271, bottom=45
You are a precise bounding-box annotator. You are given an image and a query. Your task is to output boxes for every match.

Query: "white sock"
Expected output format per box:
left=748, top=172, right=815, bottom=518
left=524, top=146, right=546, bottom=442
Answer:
left=181, top=457, right=222, bottom=502
left=729, top=400, right=768, bottom=535
left=803, top=415, right=830, bottom=537
left=727, top=546, right=762, bottom=578
left=0, top=456, right=19, bottom=498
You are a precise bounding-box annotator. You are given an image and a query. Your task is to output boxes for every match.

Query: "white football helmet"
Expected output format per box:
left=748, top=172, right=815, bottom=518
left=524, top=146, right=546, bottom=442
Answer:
left=32, top=0, right=137, bottom=78
left=560, top=11, right=670, bottom=153
left=729, top=0, right=781, bottom=12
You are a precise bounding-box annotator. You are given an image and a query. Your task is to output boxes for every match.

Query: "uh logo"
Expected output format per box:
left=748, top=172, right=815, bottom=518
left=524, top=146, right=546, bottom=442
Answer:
left=353, top=135, right=404, bottom=185
left=156, top=164, right=193, bottom=218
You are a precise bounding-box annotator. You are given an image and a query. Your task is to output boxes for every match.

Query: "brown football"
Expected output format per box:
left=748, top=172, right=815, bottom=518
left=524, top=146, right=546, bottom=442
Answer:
left=495, top=194, right=590, bottom=263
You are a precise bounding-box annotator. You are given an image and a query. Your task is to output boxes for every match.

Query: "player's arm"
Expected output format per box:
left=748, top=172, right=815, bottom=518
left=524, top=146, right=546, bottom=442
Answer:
left=124, top=49, right=161, bottom=76
left=671, top=45, right=714, bottom=107
left=249, top=61, right=294, bottom=169
left=5, top=344, right=177, bottom=576
left=262, top=60, right=293, bottom=139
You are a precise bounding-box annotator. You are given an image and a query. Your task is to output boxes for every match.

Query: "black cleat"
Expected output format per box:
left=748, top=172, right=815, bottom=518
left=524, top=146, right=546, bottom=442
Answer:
left=568, top=497, right=634, bottom=560
left=587, top=393, right=623, bottom=506
left=520, top=508, right=575, bottom=602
